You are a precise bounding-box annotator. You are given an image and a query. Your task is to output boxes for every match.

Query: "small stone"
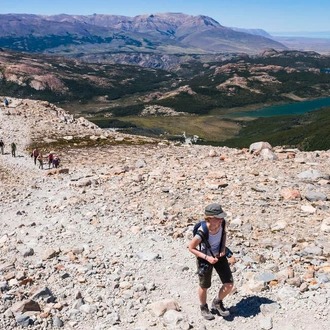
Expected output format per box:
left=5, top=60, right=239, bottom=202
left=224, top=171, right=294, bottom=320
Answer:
left=16, top=314, right=33, bottom=327
left=11, top=299, right=41, bottom=313
left=259, top=315, right=273, bottom=330
left=53, top=316, right=64, bottom=328
left=22, top=247, right=34, bottom=257
left=79, top=304, right=98, bottom=314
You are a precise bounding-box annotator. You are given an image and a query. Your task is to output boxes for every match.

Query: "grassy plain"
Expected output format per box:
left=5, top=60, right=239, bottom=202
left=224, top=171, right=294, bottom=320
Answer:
left=90, top=114, right=240, bottom=142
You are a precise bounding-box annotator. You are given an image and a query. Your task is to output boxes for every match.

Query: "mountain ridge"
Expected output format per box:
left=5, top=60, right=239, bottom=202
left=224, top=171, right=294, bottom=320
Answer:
left=0, top=13, right=287, bottom=54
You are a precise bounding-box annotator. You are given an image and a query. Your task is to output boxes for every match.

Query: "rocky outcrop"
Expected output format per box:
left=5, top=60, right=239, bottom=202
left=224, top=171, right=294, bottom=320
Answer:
left=0, top=97, right=156, bottom=149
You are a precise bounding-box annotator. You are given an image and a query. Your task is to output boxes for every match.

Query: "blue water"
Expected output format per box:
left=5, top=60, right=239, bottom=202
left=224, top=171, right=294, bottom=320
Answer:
left=228, top=97, right=330, bottom=118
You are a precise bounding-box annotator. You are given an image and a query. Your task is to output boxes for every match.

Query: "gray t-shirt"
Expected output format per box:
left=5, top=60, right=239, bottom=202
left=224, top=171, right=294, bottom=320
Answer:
left=195, top=226, right=223, bottom=256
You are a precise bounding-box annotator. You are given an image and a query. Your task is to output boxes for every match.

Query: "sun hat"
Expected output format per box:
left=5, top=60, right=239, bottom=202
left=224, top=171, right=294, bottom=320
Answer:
left=205, top=203, right=227, bottom=218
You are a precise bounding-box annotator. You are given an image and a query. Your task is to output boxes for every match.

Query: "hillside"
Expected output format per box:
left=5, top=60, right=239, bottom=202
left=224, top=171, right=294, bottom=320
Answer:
left=0, top=98, right=329, bottom=329
left=0, top=49, right=175, bottom=103
left=2, top=48, right=330, bottom=112
left=1, top=48, right=330, bottom=149
left=220, top=106, right=330, bottom=151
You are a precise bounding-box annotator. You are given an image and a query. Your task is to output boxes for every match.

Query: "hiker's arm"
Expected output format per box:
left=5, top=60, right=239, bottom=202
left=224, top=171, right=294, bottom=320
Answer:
left=188, top=237, right=218, bottom=264
left=188, top=237, right=201, bottom=256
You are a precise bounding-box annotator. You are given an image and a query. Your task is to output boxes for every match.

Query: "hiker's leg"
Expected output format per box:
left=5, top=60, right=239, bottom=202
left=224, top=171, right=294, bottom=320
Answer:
left=197, top=259, right=212, bottom=305
left=214, top=257, right=234, bottom=300
left=218, top=282, right=233, bottom=300
left=198, top=287, right=208, bottom=305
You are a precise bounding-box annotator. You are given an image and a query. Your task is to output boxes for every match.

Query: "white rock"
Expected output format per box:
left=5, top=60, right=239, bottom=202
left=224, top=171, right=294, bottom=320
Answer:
left=320, top=218, right=330, bottom=232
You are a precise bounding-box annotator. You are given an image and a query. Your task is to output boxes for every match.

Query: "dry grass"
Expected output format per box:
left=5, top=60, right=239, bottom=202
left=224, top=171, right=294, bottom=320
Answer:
left=26, top=135, right=159, bottom=156
left=114, top=115, right=240, bottom=141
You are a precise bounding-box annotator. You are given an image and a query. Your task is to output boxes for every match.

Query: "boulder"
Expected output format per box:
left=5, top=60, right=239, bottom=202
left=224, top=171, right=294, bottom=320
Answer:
left=249, top=141, right=273, bottom=154
left=260, top=148, right=279, bottom=160
left=148, top=299, right=180, bottom=317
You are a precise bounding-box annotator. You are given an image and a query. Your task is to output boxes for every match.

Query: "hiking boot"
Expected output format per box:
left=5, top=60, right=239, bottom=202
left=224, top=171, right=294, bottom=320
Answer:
left=211, top=298, right=230, bottom=316
left=200, top=304, right=215, bottom=320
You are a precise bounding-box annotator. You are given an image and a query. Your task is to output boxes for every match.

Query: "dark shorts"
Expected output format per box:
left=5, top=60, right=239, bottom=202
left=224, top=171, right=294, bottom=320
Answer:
left=197, top=256, right=233, bottom=288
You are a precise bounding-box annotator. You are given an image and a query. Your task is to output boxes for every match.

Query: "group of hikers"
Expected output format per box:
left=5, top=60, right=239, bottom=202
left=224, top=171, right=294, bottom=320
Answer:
left=0, top=139, right=17, bottom=157
left=31, top=147, right=60, bottom=170
left=1, top=98, right=17, bottom=157
left=0, top=141, right=60, bottom=169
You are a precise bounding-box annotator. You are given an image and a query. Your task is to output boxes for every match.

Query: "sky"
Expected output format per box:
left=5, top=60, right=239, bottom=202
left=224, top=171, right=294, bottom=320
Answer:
left=1, top=0, right=330, bottom=35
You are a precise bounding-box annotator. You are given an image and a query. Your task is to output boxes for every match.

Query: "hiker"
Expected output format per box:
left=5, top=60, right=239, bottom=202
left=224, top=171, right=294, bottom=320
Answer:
left=37, top=152, right=43, bottom=169
left=11, top=142, right=17, bottom=157
left=32, top=147, right=39, bottom=165
left=188, top=203, right=234, bottom=320
left=0, top=139, right=4, bottom=155
left=4, top=98, right=9, bottom=107
left=53, top=155, right=60, bottom=168
left=47, top=152, right=54, bottom=169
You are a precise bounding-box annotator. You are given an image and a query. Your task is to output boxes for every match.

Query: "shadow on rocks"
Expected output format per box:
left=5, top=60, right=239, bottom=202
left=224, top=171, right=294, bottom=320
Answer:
left=224, top=295, right=276, bottom=321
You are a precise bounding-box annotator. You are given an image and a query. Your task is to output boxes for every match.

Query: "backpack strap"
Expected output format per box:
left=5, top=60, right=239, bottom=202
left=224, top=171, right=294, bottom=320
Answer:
left=201, top=221, right=208, bottom=240
left=197, top=229, right=216, bottom=258
left=196, top=220, right=209, bottom=250
left=219, top=219, right=226, bottom=254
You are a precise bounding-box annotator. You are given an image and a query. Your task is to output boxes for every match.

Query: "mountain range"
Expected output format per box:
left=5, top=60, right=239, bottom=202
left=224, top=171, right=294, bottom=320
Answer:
left=0, top=13, right=287, bottom=57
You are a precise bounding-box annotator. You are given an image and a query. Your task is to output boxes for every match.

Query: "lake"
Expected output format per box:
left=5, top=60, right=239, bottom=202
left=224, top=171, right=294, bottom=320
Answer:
left=227, top=97, right=330, bottom=118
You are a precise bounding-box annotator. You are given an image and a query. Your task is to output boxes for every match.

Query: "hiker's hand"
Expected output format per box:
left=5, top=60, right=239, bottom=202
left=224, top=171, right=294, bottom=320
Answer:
left=207, top=256, right=218, bottom=264
left=219, top=251, right=226, bottom=258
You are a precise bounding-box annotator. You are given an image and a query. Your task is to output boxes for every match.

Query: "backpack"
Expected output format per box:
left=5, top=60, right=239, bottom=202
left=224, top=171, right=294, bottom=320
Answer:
left=193, top=220, right=232, bottom=258
left=193, top=220, right=225, bottom=241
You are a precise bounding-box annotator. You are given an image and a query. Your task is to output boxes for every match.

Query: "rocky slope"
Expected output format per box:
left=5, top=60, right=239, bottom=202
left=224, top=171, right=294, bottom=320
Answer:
left=0, top=98, right=329, bottom=329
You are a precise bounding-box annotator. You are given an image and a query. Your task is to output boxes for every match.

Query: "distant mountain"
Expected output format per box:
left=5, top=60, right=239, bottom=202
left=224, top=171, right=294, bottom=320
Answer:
left=228, top=28, right=330, bottom=54
left=270, top=31, right=330, bottom=38
left=0, top=13, right=286, bottom=57
left=272, top=36, right=330, bottom=54
left=229, top=27, right=272, bottom=38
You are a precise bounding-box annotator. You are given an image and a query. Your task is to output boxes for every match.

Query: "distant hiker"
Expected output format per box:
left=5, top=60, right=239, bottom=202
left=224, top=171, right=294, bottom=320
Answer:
left=4, top=98, right=9, bottom=107
left=47, top=152, right=54, bottom=169
left=53, top=155, right=60, bottom=168
left=11, top=142, right=17, bottom=157
left=32, top=147, right=39, bottom=165
left=188, top=203, right=234, bottom=320
left=37, top=152, right=43, bottom=169
left=0, top=139, right=4, bottom=155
